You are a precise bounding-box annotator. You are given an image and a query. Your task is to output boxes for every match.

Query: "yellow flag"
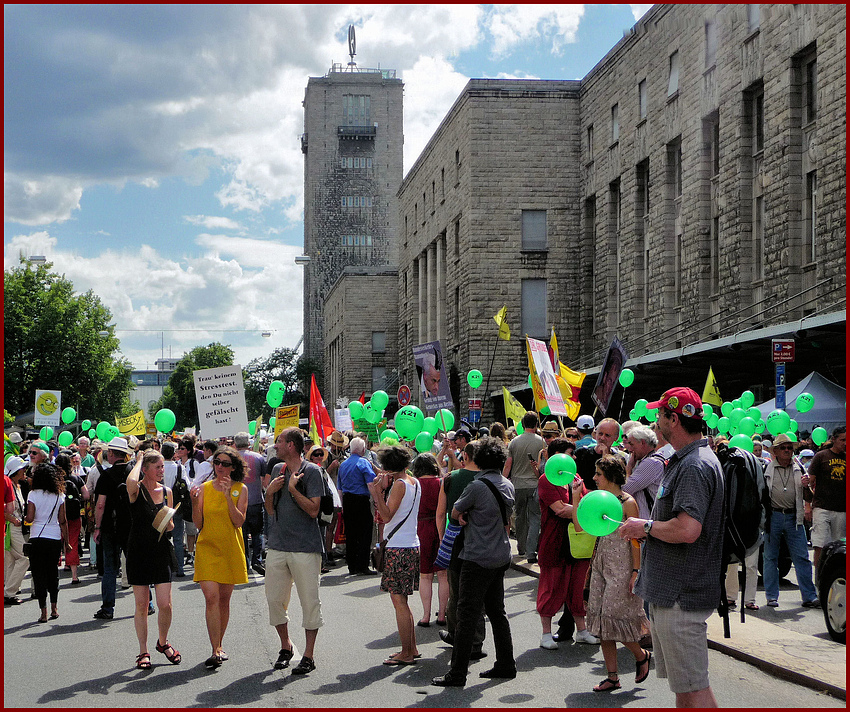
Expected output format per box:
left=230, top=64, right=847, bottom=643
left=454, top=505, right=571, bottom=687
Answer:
left=493, top=305, right=511, bottom=341
left=502, top=387, right=526, bottom=425
left=559, top=362, right=586, bottom=390
left=116, top=410, right=147, bottom=437
left=702, top=366, right=723, bottom=407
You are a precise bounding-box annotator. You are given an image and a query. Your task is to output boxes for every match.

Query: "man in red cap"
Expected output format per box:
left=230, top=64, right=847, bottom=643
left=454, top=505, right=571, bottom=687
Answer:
left=618, top=387, right=724, bottom=708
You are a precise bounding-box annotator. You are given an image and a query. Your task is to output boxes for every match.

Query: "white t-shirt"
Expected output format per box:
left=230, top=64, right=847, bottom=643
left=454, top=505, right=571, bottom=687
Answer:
left=192, top=459, right=213, bottom=486
left=385, top=479, right=421, bottom=549
left=27, top=489, right=65, bottom=540
left=162, top=460, right=189, bottom=490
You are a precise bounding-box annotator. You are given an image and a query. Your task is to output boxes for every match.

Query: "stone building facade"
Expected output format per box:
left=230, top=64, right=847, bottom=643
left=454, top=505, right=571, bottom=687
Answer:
left=395, top=3, right=845, bottom=421
left=302, top=65, right=403, bottom=370
left=324, top=267, right=399, bottom=410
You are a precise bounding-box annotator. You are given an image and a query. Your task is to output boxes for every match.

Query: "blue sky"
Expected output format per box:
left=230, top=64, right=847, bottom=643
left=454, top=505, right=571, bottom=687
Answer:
left=4, top=4, right=652, bottom=370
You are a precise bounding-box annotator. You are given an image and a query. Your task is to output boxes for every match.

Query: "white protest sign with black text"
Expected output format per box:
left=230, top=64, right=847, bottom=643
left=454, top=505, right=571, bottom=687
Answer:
left=193, top=365, right=249, bottom=440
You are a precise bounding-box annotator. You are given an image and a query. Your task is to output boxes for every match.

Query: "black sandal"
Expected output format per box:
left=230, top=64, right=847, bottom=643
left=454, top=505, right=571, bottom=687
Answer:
left=291, top=656, right=316, bottom=675
left=136, top=653, right=152, bottom=670
left=156, top=639, right=182, bottom=664
left=635, top=649, right=651, bottom=683
left=593, top=675, right=621, bottom=692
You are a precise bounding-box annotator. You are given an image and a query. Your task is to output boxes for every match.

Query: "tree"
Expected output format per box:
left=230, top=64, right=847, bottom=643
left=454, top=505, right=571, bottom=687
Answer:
left=150, top=343, right=235, bottom=429
left=4, top=259, right=134, bottom=423
left=242, top=348, right=322, bottom=419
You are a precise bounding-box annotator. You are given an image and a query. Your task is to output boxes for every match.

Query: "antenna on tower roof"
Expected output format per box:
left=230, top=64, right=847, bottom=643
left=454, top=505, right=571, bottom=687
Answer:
left=347, top=25, right=357, bottom=70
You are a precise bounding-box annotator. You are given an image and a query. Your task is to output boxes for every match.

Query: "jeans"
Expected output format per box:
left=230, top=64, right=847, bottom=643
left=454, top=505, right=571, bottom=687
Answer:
left=99, top=531, right=124, bottom=613
left=171, top=513, right=185, bottom=575
left=514, top=487, right=540, bottom=557
left=449, top=561, right=514, bottom=680
left=342, top=492, right=373, bottom=573
left=763, top=511, right=817, bottom=603
left=242, top=503, right=265, bottom=567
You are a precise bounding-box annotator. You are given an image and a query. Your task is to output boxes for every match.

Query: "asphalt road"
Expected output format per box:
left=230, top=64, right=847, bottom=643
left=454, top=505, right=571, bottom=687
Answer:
left=3, top=558, right=843, bottom=708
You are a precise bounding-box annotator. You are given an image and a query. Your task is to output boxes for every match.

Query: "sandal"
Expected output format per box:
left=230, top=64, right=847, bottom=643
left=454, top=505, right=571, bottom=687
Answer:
left=593, top=676, right=621, bottom=692
left=204, top=654, right=223, bottom=669
left=291, top=656, right=316, bottom=675
left=745, top=603, right=759, bottom=611
left=135, top=653, right=152, bottom=670
left=156, top=639, right=182, bottom=664
left=635, top=649, right=652, bottom=683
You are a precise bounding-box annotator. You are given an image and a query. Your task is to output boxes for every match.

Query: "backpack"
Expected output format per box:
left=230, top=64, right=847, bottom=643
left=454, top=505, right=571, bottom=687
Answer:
left=64, top=477, right=83, bottom=521
left=172, top=465, right=193, bottom=516
left=716, top=443, right=770, bottom=637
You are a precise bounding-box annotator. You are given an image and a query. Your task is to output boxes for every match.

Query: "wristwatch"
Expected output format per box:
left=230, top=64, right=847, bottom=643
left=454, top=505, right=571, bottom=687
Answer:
left=643, top=519, right=654, bottom=536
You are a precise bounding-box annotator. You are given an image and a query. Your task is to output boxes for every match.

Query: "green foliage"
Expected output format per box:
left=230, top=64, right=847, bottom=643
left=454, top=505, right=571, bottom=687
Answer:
left=243, top=348, right=322, bottom=419
left=4, top=410, right=14, bottom=426
left=116, top=396, right=143, bottom=419
left=4, top=259, right=134, bottom=423
left=150, top=343, right=235, bottom=429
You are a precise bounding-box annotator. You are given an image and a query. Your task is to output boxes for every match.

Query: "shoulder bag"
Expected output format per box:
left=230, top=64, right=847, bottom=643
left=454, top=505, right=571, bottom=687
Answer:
left=371, top=481, right=419, bottom=573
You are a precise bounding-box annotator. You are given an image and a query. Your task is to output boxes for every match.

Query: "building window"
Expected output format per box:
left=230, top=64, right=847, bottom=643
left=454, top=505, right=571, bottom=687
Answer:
left=803, top=55, right=817, bottom=124
left=710, top=216, right=720, bottom=293
left=454, top=218, right=460, bottom=257
left=705, top=20, right=717, bottom=69
left=339, top=157, right=372, bottom=169
left=638, top=80, right=647, bottom=120
left=752, top=88, right=764, bottom=153
left=441, top=168, right=445, bottom=199
left=342, top=95, right=371, bottom=126
left=371, top=367, right=387, bottom=392
left=668, top=50, right=680, bottom=96
left=711, top=120, right=720, bottom=177
left=636, top=160, right=650, bottom=318
left=668, top=139, right=683, bottom=306
left=455, top=149, right=461, bottom=184
left=587, top=124, right=594, bottom=161
left=610, top=180, right=622, bottom=326
left=753, top=196, right=765, bottom=281
left=671, top=141, right=682, bottom=198
left=341, top=196, right=373, bottom=208
left=521, top=279, right=547, bottom=339
left=584, top=197, right=597, bottom=332
left=521, top=210, right=547, bottom=251
left=341, top=235, right=372, bottom=246
left=372, top=331, right=386, bottom=353
left=611, top=104, right=619, bottom=143
left=803, top=171, right=817, bottom=264
left=431, top=181, right=436, bottom=212
left=747, top=4, right=760, bottom=33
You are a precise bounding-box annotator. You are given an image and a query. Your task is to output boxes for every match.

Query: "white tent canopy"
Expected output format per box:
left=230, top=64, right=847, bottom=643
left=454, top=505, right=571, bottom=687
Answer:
left=756, top=371, right=846, bottom=434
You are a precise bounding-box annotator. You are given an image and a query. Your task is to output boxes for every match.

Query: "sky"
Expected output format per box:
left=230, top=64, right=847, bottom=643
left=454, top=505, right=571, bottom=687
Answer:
left=4, top=4, right=653, bottom=372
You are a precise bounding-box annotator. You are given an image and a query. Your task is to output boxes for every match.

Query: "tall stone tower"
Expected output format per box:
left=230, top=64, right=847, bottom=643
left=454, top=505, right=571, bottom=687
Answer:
left=301, top=30, right=403, bottom=371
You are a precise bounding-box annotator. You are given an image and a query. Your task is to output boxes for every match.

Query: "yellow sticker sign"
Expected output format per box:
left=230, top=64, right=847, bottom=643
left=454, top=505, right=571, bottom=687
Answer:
left=34, top=389, right=62, bottom=426
left=117, top=410, right=147, bottom=437
left=274, top=405, right=300, bottom=440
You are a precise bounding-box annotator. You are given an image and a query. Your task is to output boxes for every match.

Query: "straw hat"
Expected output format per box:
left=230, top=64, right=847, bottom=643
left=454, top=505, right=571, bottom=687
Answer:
left=152, top=505, right=179, bottom=541
left=328, top=431, right=349, bottom=449
left=307, top=445, right=329, bottom=466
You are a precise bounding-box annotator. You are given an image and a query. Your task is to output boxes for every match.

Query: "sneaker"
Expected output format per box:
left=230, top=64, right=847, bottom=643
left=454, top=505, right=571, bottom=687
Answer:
left=574, top=629, right=600, bottom=644
left=540, top=633, right=558, bottom=650
left=148, top=604, right=156, bottom=616
left=93, top=609, right=113, bottom=620
left=766, top=599, right=779, bottom=607
left=801, top=599, right=820, bottom=608
left=526, top=555, right=538, bottom=564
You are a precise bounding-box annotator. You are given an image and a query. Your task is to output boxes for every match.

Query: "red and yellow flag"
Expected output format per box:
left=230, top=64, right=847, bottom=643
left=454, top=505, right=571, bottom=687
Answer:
left=309, top=374, right=335, bottom=446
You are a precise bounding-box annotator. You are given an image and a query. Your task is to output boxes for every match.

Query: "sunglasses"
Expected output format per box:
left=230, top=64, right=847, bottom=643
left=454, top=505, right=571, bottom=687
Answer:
left=775, top=445, right=794, bottom=451
left=213, top=458, right=234, bottom=468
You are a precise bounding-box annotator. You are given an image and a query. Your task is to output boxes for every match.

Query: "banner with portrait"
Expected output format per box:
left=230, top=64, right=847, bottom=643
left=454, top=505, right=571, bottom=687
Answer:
left=591, top=337, right=629, bottom=416
left=413, top=340, right=453, bottom=413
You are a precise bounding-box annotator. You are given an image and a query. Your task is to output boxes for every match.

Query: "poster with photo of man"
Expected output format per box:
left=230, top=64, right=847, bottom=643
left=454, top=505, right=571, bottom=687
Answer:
left=413, top=340, right=453, bottom=412
left=591, top=337, right=628, bottom=415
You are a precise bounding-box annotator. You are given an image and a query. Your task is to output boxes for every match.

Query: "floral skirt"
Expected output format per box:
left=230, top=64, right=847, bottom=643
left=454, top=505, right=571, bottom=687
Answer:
left=380, top=547, right=420, bottom=596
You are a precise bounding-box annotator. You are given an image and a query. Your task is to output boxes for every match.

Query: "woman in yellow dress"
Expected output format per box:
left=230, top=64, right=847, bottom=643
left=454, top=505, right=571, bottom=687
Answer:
left=191, top=445, right=249, bottom=669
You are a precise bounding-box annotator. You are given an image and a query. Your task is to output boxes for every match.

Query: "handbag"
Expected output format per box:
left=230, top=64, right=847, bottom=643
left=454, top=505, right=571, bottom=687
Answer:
left=567, top=523, right=596, bottom=559
left=433, top=522, right=462, bottom=570
left=4, top=522, right=12, bottom=552
left=371, top=481, right=419, bottom=573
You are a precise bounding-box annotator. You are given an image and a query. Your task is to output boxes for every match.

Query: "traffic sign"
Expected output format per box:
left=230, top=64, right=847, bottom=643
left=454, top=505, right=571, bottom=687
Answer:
left=397, top=385, right=412, bottom=406
left=775, top=364, right=786, bottom=410
left=772, top=339, right=795, bottom=363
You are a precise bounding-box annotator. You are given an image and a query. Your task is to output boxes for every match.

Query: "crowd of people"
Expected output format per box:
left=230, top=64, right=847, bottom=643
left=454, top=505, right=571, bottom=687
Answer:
left=3, top=393, right=845, bottom=705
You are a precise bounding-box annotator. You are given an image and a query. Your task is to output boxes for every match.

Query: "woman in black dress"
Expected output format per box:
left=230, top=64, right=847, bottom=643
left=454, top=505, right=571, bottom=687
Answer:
left=125, top=450, right=181, bottom=669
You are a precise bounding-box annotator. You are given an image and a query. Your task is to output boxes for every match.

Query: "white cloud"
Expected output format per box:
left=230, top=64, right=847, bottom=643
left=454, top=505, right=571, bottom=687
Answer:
left=184, top=215, right=242, bottom=231
left=629, top=5, right=655, bottom=22
left=486, top=5, right=585, bottom=57
left=4, top=175, right=84, bottom=225
left=4, top=229, right=303, bottom=368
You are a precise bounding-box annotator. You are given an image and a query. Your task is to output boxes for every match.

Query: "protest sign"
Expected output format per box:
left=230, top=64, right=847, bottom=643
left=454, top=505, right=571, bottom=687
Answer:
left=193, top=365, right=249, bottom=439
left=274, top=404, right=301, bottom=440
left=413, top=340, right=453, bottom=413
left=526, top=337, right=567, bottom=416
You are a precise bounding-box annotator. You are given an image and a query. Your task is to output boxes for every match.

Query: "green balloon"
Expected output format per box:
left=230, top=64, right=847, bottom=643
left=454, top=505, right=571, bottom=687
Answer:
left=270, top=380, right=285, bottom=394
left=414, top=432, right=434, bottom=453
left=720, top=402, right=733, bottom=417
left=435, top=409, right=455, bottom=432
left=737, top=417, right=757, bottom=436
left=528, top=374, right=533, bottom=389
left=634, top=399, right=648, bottom=416
left=380, top=429, right=398, bottom=442
left=629, top=409, right=639, bottom=421
left=755, top=419, right=766, bottom=433
left=707, top=413, right=719, bottom=429
left=540, top=405, right=551, bottom=416
left=96, top=421, right=111, bottom=441
left=729, top=433, right=754, bottom=452
left=812, top=427, right=828, bottom=446
left=729, top=408, right=747, bottom=427
left=717, top=416, right=731, bottom=433
left=61, top=407, right=77, bottom=424
left=467, top=370, right=483, bottom=388
left=58, top=431, right=73, bottom=447
left=107, top=426, right=121, bottom=440
left=515, top=422, right=524, bottom=435
left=766, top=409, right=791, bottom=436
left=795, top=392, right=815, bottom=413
left=269, top=416, right=276, bottom=428
left=39, top=426, right=54, bottom=441
left=266, top=390, right=283, bottom=408
left=154, top=408, right=176, bottom=433
left=702, top=404, right=714, bottom=418
left=788, top=418, right=798, bottom=433
left=731, top=399, right=743, bottom=410
left=544, top=453, right=577, bottom=487
left=747, top=406, right=761, bottom=420
left=421, top=417, right=439, bottom=437
left=349, top=401, right=364, bottom=420
left=249, top=421, right=257, bottom=436
left=370, top=390, right=390, bottom=412
left=740, top=390, right=755, bottom=409
left=88, top=429, right=95, bottom=438
left=784, top=431, right=798, bottom=443
left=576, top=490, right=624, bottom=537
left=81, top=419, right=91, bottom=431
left=618, top=368, right=635, bottom=388
left=645, top=408, right=658, bottom=422
left=364, top=403, right=383, bottom=424
left=395, top=405, right=425, bottom=439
